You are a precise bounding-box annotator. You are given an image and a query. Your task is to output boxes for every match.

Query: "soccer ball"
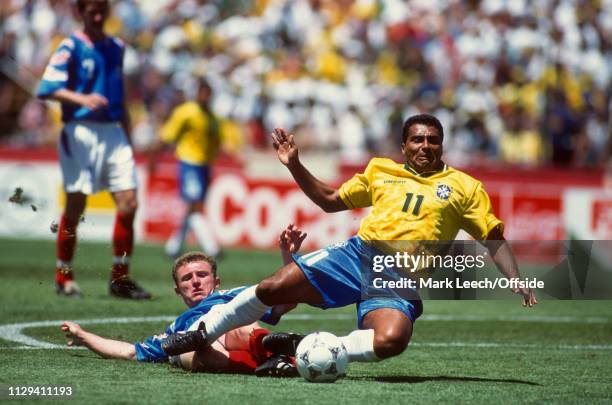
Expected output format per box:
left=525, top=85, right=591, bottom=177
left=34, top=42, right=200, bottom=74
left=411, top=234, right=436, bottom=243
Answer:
left=295, top=331, right=348, bottom=383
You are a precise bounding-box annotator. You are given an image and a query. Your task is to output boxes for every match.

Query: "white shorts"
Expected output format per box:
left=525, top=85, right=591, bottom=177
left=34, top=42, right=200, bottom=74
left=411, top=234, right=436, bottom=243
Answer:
left=59, top=121, right=138, bottom=195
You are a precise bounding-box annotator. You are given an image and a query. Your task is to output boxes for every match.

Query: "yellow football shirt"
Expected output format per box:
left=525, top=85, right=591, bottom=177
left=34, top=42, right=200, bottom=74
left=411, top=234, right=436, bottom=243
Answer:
left=160, top=101, right=220, bottom=165
left=339, top=158, right=503, bottom=242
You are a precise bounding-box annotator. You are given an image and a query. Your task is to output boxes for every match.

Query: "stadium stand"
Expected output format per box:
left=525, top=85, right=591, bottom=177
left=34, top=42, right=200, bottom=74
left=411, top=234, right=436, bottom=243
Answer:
left=0, top=0, right=610, bottom=168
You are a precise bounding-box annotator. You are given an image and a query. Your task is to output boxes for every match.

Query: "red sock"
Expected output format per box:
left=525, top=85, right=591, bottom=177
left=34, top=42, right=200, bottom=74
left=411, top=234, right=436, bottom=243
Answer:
left=112, top=211, right=135, bottom=280
left=55, top=268, right=74, bottom=285
left=226, top=350, right=258, bottom=373
left=113, top=211, right=135, bottom=258
left=56, top=214, right=78, bottom=264
left=248, top=328, right=271, bottom=364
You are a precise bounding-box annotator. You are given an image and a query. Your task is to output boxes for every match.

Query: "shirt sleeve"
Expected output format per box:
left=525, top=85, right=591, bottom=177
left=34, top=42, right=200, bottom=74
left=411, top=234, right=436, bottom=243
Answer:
left=338, top=160, right=374, bottom=209
left=160, top=105, right=188, bottom=144
left=460, top=182, right=504, bottom=240
left=37, top=38, right=74, bottom=98
left=134, top=326, right=173, bottom=363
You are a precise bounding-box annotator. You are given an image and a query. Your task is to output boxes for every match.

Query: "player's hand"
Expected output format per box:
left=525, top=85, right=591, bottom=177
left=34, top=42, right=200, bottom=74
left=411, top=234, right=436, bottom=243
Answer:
left=279, top=223, right=307, bottom=254
left=512, top=286, right=538, bottom=308
left=61, top=321, right=85, bottom=346
left=79, top=93, right=109, bottom=110
left=270, top=128, right=298, bottom=166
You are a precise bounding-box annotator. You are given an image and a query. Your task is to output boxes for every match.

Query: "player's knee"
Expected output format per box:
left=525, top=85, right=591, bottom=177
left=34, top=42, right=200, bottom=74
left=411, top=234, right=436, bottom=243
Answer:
left=373, top=328, right=410, bottom=359
left=118, top=198, right=138, bottom=215
left=64, top=212, right=83, bottom=224
left=256, top=278, right=283, bottom=306
left=64, top=197, right=86, bottom=220
left=127, top=197, right=138, bottom=213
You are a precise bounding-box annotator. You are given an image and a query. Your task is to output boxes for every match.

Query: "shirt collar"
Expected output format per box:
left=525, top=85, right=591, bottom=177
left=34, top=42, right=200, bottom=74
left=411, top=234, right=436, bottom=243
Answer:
left=404, top=162, right=447, bottom=177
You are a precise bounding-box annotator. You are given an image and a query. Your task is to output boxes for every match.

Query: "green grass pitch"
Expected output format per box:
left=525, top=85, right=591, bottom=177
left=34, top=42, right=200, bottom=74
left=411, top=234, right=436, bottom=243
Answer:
left=0, top=238, right=611, bottom=404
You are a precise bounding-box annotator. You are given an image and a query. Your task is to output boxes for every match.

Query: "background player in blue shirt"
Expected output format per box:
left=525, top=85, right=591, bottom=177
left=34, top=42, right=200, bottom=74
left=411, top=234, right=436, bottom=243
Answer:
left=37, top=0, right=149, bottom=299
left=59, top=224, right=306, bottom=375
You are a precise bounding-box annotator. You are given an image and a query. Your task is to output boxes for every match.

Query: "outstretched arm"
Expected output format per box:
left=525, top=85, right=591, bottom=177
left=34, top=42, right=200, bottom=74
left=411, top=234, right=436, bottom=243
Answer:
left=271, top=128, right=347, bottom=213
left=61, top=321, right=136, bottom=360
left=484, top=227, right=538, bottom=307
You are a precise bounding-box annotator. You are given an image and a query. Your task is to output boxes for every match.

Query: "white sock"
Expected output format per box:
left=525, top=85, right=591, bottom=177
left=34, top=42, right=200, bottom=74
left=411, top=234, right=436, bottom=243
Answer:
left=165, top=218, right=189, bottom=257
left=191, top=286, right=270, bottom=342
left=56, top=260, right=72, bottom=269
left=112, top=255, right=130, bottom=265
left=339, top=329, right=381, bottom=362
left=188, top=213, right=220, bottom=256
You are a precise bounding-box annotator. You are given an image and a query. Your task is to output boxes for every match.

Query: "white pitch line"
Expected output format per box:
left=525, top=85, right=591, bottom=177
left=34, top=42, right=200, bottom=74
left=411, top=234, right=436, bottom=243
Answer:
left=418, top=314, right=612, bottom=324
left=0, top=314, right=610, bottom=351
left=0, top=317, right=176, bottom=350
left=3, top=342, right=612, bottom=351
left=410, top=342, right=612, bottom=351
left=283, top=313, right=612, bottom=324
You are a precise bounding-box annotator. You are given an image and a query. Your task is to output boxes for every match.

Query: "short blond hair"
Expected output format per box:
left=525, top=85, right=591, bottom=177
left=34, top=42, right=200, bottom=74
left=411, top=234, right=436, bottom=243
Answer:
left=172, top=252, right=217, bottom=284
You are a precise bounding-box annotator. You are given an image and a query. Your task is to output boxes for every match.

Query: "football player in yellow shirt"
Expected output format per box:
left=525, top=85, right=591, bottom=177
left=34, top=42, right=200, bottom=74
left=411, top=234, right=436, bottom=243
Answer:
left=149, top=79, right=221, bottom=259
left=161, top=114, right=537, bottom=366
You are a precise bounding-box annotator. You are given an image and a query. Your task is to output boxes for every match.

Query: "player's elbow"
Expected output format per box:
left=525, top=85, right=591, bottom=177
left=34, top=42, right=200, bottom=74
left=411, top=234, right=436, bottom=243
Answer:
left=317, top=193, right=346, bottom=213
left=482, top=226, right=506, bottom=252
left=114, top=346, right=137, bottom=361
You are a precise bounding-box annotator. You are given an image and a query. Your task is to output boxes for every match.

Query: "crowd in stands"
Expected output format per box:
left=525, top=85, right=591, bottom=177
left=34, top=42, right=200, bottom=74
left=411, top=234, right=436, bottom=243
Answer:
left=1, top=0, right=610, bottom=167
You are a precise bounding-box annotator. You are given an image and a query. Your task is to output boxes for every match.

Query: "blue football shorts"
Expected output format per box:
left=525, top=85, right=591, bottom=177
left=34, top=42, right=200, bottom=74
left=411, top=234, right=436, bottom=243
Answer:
left=293, top=236, right=423, bottom=328
left=178, top=161, right=210, bottom=202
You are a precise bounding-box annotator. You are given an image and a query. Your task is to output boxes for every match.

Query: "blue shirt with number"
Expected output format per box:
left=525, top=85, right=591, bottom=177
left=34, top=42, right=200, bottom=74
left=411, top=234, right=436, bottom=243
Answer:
left=37, top=32, right=125, bottom=123
left=134, top=286, right=277, bottom=363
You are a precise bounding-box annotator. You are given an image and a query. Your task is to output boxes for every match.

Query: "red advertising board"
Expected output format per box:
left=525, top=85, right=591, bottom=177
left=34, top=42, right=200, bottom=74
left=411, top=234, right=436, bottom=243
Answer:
left=0, top=147, right=605, bottom=250
left=145, top=165, right=365, bottom=250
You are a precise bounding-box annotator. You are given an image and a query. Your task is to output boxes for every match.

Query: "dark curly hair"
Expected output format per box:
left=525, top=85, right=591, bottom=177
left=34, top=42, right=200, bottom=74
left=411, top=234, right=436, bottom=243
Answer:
left=401, top=114, right=444, bottom=143
left=76, top=0, right=108, bottom=12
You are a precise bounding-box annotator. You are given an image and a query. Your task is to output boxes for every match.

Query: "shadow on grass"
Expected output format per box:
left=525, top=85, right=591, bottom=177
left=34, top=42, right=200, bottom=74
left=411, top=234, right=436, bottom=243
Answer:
left=348, top=375, right=540, bottom=386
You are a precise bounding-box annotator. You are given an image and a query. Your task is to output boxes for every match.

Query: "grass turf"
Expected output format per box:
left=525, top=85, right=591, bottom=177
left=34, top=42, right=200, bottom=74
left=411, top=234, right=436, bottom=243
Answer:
left=0, top=238, right=611, bottom=404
